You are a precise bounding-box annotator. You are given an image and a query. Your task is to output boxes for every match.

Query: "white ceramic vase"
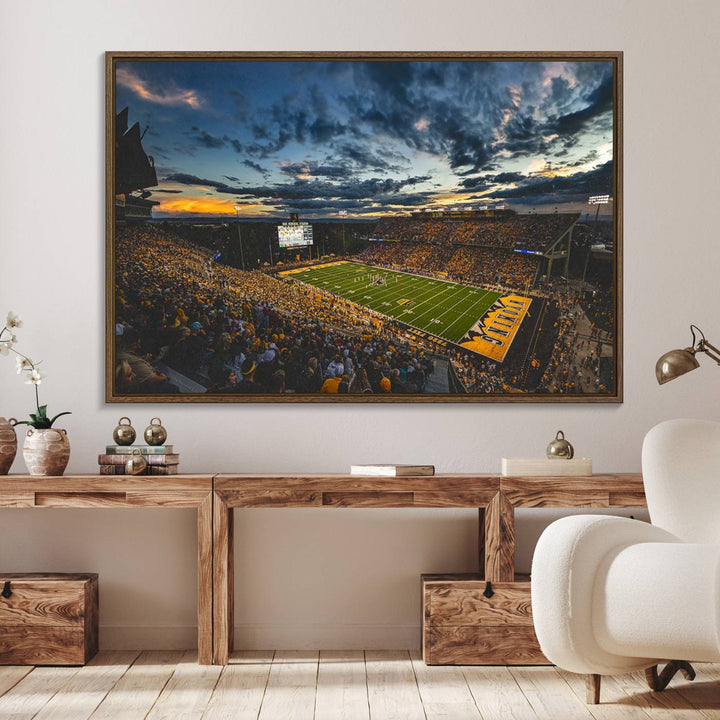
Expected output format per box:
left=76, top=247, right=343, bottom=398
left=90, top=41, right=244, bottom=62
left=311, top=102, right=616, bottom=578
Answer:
left=22, top=427, right=70, bottom=476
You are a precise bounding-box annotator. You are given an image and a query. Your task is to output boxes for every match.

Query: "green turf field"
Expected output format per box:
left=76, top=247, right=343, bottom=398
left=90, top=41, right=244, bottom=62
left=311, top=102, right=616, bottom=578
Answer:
left=281, top=261, right=501, bottom=344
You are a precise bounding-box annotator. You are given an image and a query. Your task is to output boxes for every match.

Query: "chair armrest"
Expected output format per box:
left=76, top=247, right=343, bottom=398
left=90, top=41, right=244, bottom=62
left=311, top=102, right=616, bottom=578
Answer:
left=531, top=515, right=678, bottom=674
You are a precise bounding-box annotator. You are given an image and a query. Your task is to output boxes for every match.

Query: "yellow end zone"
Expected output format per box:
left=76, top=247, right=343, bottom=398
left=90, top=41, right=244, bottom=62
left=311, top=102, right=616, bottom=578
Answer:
left=459, top=295, right=532, bottom=362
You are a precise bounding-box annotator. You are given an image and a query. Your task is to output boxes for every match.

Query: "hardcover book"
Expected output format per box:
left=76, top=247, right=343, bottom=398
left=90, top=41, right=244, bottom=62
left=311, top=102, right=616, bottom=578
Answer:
left=98, top=453, right=179, bottom=466
left=105, top=445, right=174, bottom=454
left=98, top=464, right=179, bottom=475
left=350, top=464, right=435, bottom=477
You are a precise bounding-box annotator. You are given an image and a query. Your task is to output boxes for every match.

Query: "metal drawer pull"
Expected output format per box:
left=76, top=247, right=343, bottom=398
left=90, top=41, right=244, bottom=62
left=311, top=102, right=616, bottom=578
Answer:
left=483, top=581, right=494, bottom=598
left=1, top=581, right=11, bottom=598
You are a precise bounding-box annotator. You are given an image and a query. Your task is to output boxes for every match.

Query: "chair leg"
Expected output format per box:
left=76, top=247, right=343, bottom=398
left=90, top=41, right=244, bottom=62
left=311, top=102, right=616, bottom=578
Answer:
left=645, top=661, right=696, bottom=692
left=586, top=674, right=601, bottom=704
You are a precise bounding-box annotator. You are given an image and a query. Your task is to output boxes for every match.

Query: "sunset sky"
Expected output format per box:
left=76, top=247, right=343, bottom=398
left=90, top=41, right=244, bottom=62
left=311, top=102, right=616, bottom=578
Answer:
left=116, top=58, right=616, bottom=219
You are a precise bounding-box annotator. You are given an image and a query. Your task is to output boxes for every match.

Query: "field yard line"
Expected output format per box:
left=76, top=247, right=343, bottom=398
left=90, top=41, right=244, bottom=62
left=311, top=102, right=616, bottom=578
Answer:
left=333, top=267, right=460, bottom=314
left=439, top=288, right=499, bottom=340
left=345, top=262, right=475, bottom=288
left=408, top=284, right=475, bottom=325
left=414, top=288, right=494, bottom=341
left=291, top=261, right=501, bottom=344
left=399, top=283, right=470, bottom=325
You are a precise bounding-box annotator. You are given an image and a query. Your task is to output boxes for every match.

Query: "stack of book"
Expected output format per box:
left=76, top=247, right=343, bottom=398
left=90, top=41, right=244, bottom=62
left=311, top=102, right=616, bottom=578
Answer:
left=98, top=445, right=180, bottom=475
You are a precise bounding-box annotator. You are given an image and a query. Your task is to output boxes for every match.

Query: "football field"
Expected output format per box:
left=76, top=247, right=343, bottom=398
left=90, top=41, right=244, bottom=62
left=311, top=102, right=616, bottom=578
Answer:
left=280, top=261, right=502, bottom=344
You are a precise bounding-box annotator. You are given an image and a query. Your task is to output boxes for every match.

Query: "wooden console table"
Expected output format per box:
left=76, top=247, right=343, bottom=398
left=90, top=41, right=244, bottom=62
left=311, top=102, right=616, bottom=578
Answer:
left=0, top=473, right=647, bottom=666
left=212, top=473, right=645, bottom=665
left=0, top=475, right=214, bottom=665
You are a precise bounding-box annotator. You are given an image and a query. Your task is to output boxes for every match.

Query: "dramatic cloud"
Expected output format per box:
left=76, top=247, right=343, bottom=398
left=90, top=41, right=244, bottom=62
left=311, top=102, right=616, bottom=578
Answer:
left=116, top=66, right=201, bottom=109
left=118, top=59, right=616, bottom=217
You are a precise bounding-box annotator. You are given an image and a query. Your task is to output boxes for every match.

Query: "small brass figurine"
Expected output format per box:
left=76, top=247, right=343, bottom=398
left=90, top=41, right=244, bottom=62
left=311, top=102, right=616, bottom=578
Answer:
left=125, top=448, right=147, bottom=475
left=112, top=417, right=136, bottom=446
left=546, top=430, right=574, bottom=459
left=144, top=417, right=167, bottom=446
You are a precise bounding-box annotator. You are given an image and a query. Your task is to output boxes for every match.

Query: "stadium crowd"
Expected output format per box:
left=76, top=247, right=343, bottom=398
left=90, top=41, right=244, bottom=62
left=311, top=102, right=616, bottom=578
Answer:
left=357, top=243, right=538, bottom=288
left=114, top=226, right=437, bottom=395
left=373, top=212, right=578, bottom=252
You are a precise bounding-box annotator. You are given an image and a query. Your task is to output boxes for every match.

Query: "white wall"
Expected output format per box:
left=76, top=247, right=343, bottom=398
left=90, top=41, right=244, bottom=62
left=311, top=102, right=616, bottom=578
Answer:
left=1, top=0, right=718, bottom=649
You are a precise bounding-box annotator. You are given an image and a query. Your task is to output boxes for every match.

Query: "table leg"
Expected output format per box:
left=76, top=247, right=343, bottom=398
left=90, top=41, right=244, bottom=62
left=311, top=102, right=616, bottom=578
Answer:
left=213, top=493, right=234, bottom=665
left=484, top=492, right=515, bottom=582
left=478, top=507, right=486, bottom=577
left=197, top=493, right=213, bottom=665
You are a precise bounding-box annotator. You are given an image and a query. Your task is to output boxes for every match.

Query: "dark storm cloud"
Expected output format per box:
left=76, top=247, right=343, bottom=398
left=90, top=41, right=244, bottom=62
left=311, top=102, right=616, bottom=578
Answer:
left=279, top=161, right=349, bottom=179
left=241, top=159, right=269, bottom=176
left=187, top=127, right=226, bottom=149
left=460, top=171, right=525, bottom=190
left=552, top=74, right=614, bottom=137
left=487, top=161, right=613, bottom=205
left=224, top=175, right=239, bottom=182
left=164, top=172, right=432, bottom=204
left=492, top=172, right=526, bottom=184
left=153, top=188, right=183, bottom=194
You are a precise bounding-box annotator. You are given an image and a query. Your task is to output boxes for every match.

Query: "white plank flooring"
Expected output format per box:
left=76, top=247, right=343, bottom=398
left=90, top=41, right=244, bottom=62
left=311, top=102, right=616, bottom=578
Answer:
left=0, top=651, right=717, bottom=720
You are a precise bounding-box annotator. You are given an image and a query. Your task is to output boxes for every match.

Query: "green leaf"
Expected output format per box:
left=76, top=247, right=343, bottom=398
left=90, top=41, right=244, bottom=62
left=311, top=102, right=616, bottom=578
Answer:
left=37, top=405, right=48, bottom=419
left=48, top=411, right=71, bottom=427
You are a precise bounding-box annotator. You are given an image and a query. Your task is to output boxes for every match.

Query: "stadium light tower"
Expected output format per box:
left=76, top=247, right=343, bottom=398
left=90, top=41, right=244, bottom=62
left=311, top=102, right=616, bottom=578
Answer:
left=583, top=194, right=610, bottom=290
left=234, top=205, right=246, bottom=271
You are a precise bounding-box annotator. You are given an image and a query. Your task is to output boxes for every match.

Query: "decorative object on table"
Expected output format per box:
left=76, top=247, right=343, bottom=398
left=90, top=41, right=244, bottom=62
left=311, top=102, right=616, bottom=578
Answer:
left=106, top=52, right=622, bottom=405
left=124, top=448, right=147, bottom=476
left=0, top=417, right=17, bottom=475
left=350, top=464, right=435, bottom=477
left=22, top=428, right=71, bottom=477
left=0, top=573, right=98, bottom=665
left=98, top=444, right=179, bottom=475
left=504, top=429, right=590, bottom=475
left=501, top=457, right=592, bottom=476
left=143, top=417, right=167, bottom=446
left=655, top=324, right=720, bottom=384
left=546, top=430, right=575, bottom=459
left=112, top=416, right=136, bottom=445
left=0, top=312, right=72, bottom=476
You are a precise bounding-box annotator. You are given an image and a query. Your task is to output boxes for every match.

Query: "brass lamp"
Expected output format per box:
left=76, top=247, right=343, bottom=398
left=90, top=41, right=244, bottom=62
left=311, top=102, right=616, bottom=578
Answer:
left=656, top=325, right=720, bottom=384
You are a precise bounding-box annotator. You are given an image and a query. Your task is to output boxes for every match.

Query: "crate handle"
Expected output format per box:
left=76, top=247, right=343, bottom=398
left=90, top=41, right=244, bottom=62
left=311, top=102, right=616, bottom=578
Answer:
left=483, top=581, right=494, bottom=599
left=1, top=581, right=10, bottom=599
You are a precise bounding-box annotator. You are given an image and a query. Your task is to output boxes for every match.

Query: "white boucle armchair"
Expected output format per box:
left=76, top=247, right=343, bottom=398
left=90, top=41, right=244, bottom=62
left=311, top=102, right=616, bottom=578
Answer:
left=531, top=418, right=720, bottom=704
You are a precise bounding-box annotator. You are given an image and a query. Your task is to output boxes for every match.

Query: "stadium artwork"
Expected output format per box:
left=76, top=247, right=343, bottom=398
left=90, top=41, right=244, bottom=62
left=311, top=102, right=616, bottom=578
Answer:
left=106, top=52, right=622, bottom=403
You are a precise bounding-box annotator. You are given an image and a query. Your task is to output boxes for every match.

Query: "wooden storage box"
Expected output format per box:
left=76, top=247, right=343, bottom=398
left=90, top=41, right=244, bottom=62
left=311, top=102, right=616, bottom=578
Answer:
left=422, top=573, right=548, bottom=665
left=0, top=573, right=98, bottom=665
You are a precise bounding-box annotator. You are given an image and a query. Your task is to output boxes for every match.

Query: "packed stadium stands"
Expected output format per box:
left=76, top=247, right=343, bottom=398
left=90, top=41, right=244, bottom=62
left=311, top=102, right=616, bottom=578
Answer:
left=373, top=212, right=578, bottom=252
left=114, top=206, right=613, bottom=395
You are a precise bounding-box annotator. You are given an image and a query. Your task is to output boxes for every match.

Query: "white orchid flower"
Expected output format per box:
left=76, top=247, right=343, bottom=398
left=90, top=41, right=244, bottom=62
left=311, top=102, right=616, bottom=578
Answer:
left=0, top=342, right=10, bottom=356
left=25, top=368, right=46, bottom=385
left=16, top=356, right=33, bottom=373
left=6, top=312, right=22, bottom=329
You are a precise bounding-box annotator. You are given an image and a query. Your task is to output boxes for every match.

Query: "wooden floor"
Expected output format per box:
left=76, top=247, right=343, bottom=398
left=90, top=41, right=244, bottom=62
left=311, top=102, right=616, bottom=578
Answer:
left=0, top=650, right=718, bottom=719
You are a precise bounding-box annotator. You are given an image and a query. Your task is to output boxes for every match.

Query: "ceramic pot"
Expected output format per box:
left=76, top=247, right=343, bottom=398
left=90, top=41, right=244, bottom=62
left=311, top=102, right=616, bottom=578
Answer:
left=0, top=417, right=18, bottom=475
left=22, top=428, right=70, bottom=476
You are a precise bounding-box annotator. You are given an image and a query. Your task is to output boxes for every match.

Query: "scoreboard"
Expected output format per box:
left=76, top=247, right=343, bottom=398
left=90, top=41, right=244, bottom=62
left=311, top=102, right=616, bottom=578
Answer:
left=278, top=222, right=314, bottom=248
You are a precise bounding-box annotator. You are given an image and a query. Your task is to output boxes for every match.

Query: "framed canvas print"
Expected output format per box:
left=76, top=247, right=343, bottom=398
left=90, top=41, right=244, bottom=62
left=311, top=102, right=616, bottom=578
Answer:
left=106, top=51, right=622, bottom=403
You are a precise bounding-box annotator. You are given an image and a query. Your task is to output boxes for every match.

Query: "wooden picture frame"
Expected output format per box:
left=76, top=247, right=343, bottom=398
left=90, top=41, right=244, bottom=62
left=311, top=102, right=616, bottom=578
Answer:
left=106, top=52, right=622, bottom=403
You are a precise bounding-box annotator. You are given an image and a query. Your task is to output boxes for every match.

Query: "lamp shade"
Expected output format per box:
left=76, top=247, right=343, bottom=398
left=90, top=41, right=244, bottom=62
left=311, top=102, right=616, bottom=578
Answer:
left=655, top=348, right=700, bottom=385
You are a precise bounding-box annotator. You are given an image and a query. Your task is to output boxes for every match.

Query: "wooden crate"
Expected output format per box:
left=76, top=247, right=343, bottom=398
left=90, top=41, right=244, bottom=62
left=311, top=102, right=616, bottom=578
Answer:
left=0, top=573, right=98, bottom=665
left=422, top=573, right=548, bottom=665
